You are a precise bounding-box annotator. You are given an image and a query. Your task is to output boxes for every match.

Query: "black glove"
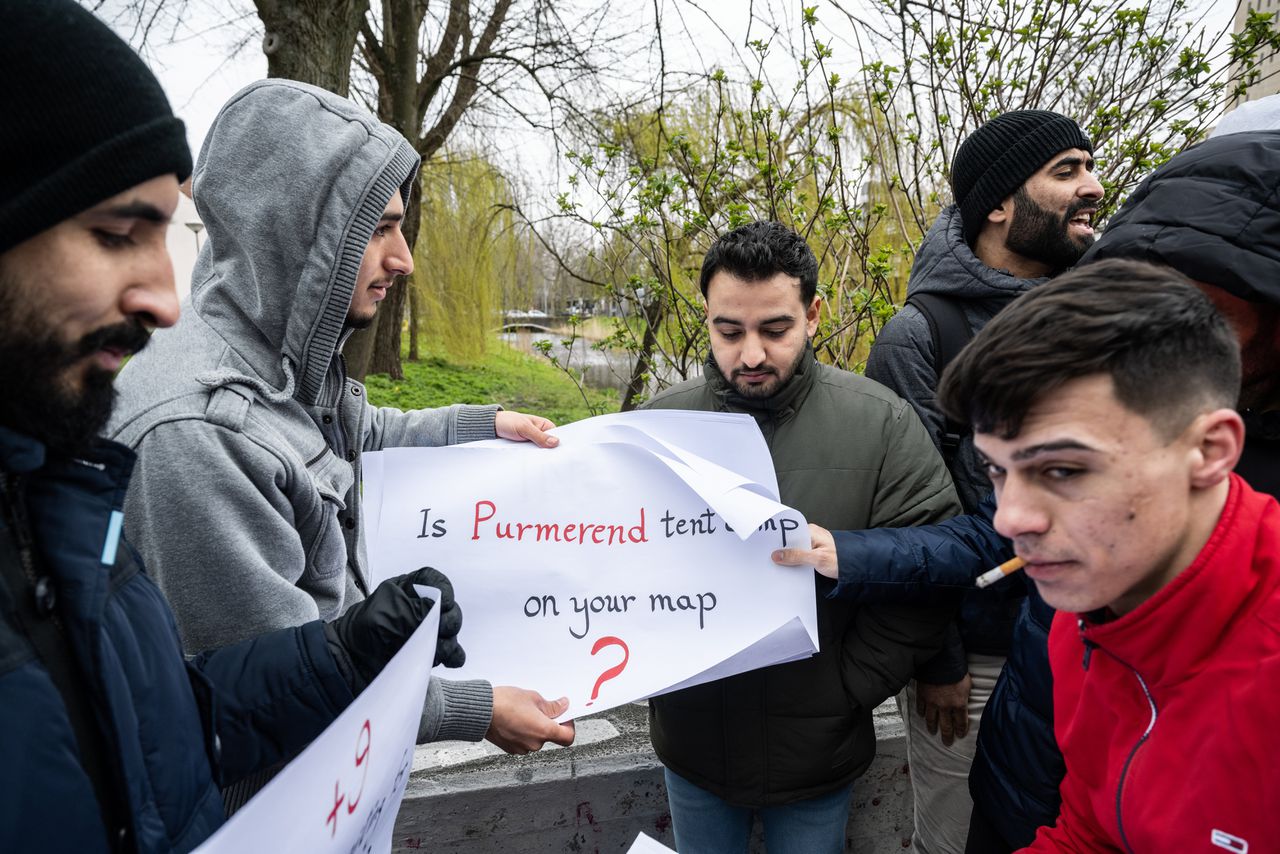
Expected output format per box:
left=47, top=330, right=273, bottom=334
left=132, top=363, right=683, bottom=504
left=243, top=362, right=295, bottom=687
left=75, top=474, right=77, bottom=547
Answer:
left=324, top=566, right=465, bottom=695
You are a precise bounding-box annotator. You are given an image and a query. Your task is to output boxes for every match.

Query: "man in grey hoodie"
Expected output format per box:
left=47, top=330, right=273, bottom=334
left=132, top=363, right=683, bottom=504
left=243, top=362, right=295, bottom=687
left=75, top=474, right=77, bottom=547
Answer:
left=109, top=80, right=574, bottom=766
left=863, top=110, right=1101, bottom=854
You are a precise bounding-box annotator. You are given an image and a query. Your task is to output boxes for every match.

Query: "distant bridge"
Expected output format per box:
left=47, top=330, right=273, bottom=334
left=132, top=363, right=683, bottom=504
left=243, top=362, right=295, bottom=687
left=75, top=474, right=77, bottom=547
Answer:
left=499, top=322, right=557, bottom=334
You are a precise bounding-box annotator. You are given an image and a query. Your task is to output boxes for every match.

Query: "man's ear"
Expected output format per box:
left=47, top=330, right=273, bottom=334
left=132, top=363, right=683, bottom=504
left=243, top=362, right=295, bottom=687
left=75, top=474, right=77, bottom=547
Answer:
left=1187, top=408, right=1245, bottom=490
left=805, top=295, right=822, bottom=338
left=987, top=195, right=1013, bottom=225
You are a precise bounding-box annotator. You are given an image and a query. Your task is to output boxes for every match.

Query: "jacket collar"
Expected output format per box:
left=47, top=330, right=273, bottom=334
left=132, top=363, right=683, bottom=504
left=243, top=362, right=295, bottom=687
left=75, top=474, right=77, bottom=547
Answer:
left=0, top=425, right=135, bottom=487
left=0, top=426, right=45, bottom=474
left=1079, top=475, right=1274, bottom=686
left=906, top=205, right=1049, bottom=302
left=704, top=344, right=818, bottom=420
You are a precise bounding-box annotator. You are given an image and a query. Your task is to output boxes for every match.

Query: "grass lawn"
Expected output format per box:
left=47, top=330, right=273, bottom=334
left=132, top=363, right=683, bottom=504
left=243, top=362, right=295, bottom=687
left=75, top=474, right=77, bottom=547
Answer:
left=364, top=339, right=619, bottom=426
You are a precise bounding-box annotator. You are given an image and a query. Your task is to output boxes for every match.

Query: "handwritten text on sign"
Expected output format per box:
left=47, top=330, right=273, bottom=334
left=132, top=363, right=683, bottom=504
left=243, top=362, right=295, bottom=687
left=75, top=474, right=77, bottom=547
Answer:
left=365, top=411, right=820, bottom=720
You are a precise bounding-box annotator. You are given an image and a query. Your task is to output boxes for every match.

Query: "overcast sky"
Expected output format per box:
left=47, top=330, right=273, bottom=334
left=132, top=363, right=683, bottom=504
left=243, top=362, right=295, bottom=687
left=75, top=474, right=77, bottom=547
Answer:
left=92, top=0, right=1238, bottom=194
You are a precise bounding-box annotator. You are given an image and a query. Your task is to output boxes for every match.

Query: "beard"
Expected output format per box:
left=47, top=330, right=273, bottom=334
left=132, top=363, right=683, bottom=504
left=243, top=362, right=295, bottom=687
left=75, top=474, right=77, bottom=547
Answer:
left=727, top=340, right=810, bottom=399
left=1006, top=188, right=1095, bottom=273
left=0, top=273, right=150, bottom=456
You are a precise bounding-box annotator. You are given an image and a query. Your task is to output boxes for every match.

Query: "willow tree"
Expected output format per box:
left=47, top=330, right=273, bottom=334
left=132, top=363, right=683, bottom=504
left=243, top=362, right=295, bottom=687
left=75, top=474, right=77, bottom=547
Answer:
left=412, top=155, right=519, bottom=362
left=99, top=0, right=621, bottom=380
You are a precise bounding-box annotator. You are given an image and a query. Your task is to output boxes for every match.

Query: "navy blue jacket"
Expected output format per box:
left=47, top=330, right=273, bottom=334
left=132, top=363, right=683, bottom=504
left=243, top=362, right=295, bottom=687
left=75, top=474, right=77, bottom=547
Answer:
left=829, top=494, right=1060, bottom=847
left=0, top=427, right=353, bottom=853
left=967, top=583, right=1060, bottom=848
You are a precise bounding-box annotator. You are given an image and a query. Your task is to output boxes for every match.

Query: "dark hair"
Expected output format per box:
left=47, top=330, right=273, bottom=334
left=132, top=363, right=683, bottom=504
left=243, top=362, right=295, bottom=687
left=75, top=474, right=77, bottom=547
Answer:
left=938, top=258, right=1241, bottom=439
left=699, top=221, right=819, bottom=303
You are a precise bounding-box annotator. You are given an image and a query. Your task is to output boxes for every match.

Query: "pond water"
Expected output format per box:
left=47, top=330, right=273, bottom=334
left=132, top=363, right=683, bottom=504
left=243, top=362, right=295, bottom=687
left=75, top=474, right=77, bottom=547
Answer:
left=500, top=330, right=694, bottom=392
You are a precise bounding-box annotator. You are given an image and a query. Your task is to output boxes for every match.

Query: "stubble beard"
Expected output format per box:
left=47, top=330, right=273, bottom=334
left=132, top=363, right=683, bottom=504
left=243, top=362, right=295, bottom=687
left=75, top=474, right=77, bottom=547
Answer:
left=726, top=340, right=810, bottom=400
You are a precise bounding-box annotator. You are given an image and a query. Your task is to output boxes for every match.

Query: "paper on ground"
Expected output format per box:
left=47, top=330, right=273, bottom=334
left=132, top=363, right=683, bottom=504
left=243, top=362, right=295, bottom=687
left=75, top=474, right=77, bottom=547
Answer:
left=195, top=589, right=440, bottom=853
left=628, top=832, right=676, bottom=852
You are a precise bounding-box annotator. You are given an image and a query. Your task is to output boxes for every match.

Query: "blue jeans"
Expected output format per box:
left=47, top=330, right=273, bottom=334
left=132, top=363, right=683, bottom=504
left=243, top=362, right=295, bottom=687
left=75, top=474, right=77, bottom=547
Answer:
left=663, top=768, right=854, bottom=854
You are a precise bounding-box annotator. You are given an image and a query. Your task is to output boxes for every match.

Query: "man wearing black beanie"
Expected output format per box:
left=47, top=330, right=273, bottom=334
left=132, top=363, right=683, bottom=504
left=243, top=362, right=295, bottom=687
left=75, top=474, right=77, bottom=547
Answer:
left=858, top=109, right=1101, bottom=854
left=0, top=3, right=470, bottom=850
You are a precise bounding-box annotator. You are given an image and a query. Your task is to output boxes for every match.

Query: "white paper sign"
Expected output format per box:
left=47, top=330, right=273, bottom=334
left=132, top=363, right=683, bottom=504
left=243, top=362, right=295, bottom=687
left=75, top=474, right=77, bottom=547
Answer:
left=364, top=411, right=819, bottom=720
left=195, top=589, right=440, bottom=853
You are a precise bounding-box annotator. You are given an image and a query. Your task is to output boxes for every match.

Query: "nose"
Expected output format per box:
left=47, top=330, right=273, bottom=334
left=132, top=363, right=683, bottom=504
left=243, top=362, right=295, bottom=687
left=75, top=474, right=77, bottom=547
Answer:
left=741, top=333, right=766, bottom=368
left=121, top=244, right=180, bottom=329
left=386, top=227, right=414, bottom=277
left=1078, top=171, right=1104, bottom=202
left=991, top=476, right=1050, bottom=542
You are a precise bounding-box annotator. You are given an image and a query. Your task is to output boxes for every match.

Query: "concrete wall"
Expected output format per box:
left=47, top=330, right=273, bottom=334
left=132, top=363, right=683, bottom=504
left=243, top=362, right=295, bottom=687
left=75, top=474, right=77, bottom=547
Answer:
left=391, top=701, right=913, bottom=853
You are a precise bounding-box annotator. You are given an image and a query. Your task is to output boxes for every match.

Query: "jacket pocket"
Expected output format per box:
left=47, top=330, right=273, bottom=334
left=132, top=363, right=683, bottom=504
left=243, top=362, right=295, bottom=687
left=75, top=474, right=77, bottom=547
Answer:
left=301, top=450, right=355, bottom=582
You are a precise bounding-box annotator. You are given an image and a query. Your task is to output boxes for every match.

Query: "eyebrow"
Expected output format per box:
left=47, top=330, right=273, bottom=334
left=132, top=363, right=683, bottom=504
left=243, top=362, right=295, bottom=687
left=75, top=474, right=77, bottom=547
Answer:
left=1011, top=439, right=1100, bottom=461
left=96, top=201, right=170, bottom=224
left=1049, top=155, right=1093, bottom=171
left=379, top=212, right=405, bottom=224
left=711, top=314, right=794, bottom=326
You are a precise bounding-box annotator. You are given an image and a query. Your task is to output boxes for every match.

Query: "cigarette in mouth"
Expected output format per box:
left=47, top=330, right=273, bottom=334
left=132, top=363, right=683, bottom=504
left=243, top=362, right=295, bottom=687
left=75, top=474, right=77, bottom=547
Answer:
left=975, top=556, right=1027, bottom=589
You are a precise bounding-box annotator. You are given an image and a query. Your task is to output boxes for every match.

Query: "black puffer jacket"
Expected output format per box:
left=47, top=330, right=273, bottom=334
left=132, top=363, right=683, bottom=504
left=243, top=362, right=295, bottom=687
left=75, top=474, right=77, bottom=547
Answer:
left=1085, top=128, right=1280, bottom=497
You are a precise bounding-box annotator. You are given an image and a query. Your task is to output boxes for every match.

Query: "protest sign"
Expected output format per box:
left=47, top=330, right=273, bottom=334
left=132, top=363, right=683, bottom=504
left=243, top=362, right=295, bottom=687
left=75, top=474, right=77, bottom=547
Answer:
left=364, top=411, right=819, bottom=720
left=195, top=588, right=440, bottom=853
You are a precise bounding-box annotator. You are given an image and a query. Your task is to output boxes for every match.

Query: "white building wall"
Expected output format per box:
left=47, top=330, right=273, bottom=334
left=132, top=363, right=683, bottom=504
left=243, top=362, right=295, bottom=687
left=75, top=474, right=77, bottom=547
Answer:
left=165, top=191, right=203, bottom=303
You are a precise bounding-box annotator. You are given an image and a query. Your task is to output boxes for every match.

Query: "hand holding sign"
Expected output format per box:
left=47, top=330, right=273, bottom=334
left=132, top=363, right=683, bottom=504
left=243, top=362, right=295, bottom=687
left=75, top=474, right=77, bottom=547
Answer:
left=324, top=567, right=465, bottom=695
left=486, top=687, right=575, bottom=754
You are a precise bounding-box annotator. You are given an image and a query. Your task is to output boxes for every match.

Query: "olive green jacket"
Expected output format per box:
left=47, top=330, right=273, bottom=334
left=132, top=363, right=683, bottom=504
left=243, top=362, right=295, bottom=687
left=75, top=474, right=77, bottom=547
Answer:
left=643, top=351, right=960, bottom=806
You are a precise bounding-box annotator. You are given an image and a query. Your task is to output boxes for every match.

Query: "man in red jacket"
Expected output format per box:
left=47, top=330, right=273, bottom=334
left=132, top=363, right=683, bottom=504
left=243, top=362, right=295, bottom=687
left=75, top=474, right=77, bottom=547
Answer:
left=937, top=258, right=1280, bottom=852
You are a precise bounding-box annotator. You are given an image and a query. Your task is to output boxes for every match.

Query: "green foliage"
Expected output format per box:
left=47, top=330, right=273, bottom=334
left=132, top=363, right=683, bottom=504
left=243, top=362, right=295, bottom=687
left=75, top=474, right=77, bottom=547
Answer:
left=524, top=25, right=931, bottom=404
left=518, top=0, right=1277, bottom=404
left=364, top=338, right=618, bottom=425
left=414, top=155, right=525, bottom=362
left=859, top=0, right=1279, bottom=222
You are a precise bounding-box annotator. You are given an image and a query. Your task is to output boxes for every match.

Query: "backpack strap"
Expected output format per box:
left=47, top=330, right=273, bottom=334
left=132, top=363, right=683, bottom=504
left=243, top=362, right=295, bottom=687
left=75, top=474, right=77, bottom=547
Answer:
left=906, top=292, right=974, bottom=463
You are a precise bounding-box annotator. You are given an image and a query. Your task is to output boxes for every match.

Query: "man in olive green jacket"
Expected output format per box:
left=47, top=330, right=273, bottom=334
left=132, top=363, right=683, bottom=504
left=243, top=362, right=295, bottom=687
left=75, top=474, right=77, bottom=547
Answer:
left=643, top=221, right=959, bottom=854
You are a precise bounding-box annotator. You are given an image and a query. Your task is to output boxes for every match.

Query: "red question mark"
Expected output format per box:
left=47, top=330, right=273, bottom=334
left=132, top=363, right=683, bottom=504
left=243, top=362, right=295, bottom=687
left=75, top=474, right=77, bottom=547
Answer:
left=585, top=636, right=629, bottom=706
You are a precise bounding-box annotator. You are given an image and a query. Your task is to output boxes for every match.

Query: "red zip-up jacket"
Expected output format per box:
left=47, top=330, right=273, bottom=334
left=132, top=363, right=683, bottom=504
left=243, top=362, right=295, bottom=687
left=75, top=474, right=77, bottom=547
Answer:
left=1023, top=474, right=1280, bottom=853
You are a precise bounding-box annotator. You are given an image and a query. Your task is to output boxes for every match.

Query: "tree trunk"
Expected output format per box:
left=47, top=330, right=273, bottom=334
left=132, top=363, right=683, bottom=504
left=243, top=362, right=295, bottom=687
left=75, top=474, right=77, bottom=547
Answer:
left=353, top=0, right=427, bottom=380
left=620, top=296, right=666, bottom=411
left=363, top=184, right=421, bottom=379
left=253, top=0, right=368, bottom=96
left=352, top=0, right=515, bottom=380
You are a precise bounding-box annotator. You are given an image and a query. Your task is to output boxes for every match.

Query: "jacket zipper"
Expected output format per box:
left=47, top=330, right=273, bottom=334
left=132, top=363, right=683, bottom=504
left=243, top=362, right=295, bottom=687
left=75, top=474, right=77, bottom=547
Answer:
left=1078, top=619, right=1157, bottom=854
left=1114, top=663, right=1157, bottom=854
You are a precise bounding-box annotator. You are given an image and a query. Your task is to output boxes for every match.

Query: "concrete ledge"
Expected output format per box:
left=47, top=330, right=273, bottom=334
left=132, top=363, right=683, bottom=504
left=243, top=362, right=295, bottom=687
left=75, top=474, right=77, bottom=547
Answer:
left=392, top=701, right=914, bottom=852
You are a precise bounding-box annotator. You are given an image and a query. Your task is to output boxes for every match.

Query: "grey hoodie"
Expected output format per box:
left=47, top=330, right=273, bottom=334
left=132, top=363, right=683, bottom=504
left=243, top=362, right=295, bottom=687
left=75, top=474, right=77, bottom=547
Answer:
left=109, top=80, right=494, bottom=742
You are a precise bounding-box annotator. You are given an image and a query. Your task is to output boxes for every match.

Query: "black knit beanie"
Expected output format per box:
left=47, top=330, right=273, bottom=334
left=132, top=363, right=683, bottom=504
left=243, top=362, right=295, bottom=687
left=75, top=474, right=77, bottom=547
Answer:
left=0, top=0, right=192, bottom=256
left=951, top=110, right=1092, bottom=245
